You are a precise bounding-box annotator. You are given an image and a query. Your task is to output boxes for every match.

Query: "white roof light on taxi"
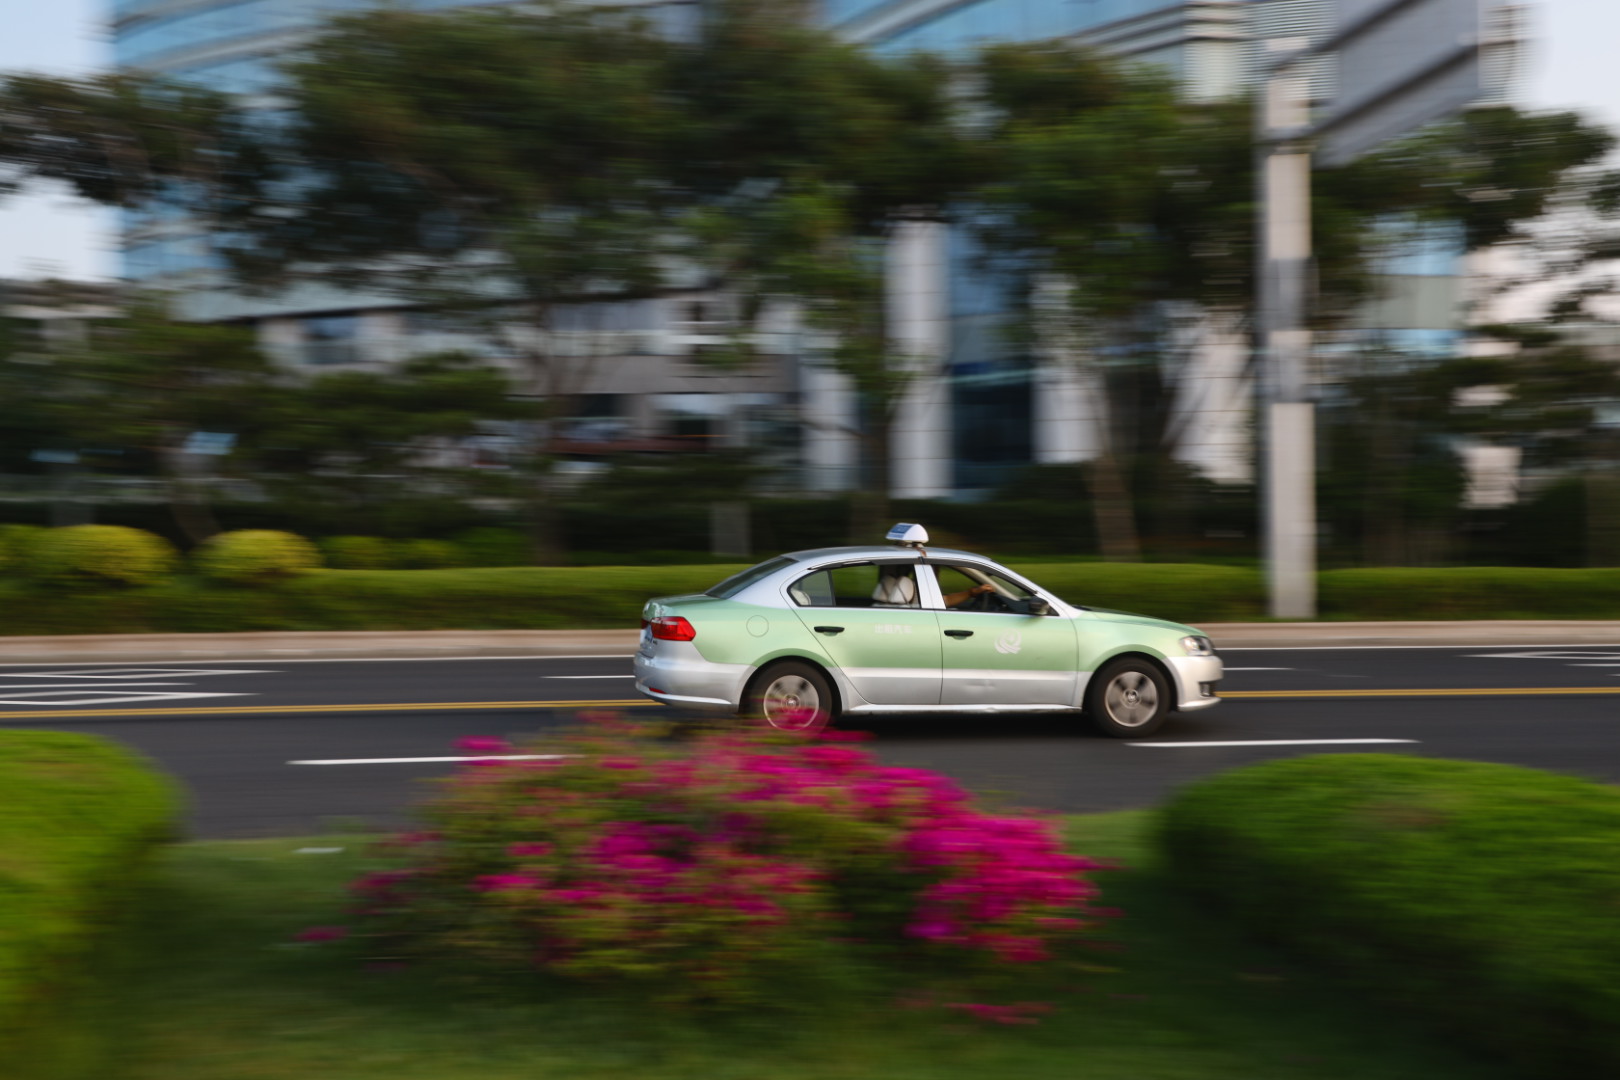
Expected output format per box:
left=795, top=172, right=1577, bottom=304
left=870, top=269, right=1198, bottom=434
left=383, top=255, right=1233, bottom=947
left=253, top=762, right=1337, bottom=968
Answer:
left=885, top=523, right=929, bottom=547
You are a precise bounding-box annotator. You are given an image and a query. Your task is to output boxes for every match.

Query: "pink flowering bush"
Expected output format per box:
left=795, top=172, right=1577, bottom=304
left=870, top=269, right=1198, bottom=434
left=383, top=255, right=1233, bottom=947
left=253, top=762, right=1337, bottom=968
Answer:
left=344, top=717, right=1112, bottom=1002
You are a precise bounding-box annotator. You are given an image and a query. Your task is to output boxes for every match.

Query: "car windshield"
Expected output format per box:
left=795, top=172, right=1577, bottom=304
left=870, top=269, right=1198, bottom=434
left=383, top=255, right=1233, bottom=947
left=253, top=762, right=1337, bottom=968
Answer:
left=705, top=556, right=796, bottom=599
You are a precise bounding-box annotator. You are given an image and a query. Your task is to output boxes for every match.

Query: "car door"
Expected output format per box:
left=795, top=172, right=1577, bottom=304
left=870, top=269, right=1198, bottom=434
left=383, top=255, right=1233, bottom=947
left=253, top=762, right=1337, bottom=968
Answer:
left=787, top=561, right=941, bottom=706
left=926, top=563, right=1079, bottom=707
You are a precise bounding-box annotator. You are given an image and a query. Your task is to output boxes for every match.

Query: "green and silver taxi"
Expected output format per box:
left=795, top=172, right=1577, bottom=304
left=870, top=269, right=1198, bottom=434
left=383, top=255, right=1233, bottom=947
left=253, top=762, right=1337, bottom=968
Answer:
left=634, top=524, right=1222, bottom=737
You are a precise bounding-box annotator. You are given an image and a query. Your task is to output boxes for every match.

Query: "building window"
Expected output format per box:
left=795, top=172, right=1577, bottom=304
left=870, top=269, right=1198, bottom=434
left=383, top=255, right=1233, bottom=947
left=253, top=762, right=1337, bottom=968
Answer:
left=301, top=313, right=361, bottom=365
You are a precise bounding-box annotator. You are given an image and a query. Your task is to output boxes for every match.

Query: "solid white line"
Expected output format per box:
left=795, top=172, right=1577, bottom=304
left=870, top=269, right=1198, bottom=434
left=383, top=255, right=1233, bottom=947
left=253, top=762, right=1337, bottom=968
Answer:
left=0, top=691, right=251, bottom=707
left=1129, top=738, right=1418, bottom=748
left=544, top=674, right=634, bottom=679
left=289, top=753, right=575, bottom=766
left=1220, top=667, right=1293, bottom=671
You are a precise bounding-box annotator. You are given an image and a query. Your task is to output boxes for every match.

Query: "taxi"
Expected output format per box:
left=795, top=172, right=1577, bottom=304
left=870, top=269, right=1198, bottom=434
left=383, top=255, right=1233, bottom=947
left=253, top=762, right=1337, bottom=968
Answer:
left=633, top=524, right=1222, bottom=737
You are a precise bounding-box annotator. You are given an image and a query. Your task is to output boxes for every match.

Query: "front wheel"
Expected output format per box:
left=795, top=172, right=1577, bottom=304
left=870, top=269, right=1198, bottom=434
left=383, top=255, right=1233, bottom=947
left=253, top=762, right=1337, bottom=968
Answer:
left=1086, top=657, right=1171, bottom=738
left=743, top=661, right=836, bottom=733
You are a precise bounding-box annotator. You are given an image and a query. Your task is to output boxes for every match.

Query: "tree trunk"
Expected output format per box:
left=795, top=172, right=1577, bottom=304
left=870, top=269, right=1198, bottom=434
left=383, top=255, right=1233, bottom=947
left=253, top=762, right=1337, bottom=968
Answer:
left=162, top=449, right=220, bottom=544
left=848, top=418, right=892, bottom=543
left=1087, top=450, right=1141, bottom=562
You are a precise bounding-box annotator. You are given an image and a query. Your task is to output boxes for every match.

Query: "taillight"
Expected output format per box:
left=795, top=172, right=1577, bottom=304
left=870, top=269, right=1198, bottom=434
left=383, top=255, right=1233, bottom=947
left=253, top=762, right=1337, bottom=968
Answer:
left=648, top=616, right=697, bottom=641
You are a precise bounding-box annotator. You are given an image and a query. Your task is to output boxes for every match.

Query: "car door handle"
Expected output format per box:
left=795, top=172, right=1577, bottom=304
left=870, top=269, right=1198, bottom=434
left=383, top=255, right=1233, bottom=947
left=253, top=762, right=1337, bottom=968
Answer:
left=814, top=625, right=845, bottom=635
left=943, top=629, right=974, bottom=639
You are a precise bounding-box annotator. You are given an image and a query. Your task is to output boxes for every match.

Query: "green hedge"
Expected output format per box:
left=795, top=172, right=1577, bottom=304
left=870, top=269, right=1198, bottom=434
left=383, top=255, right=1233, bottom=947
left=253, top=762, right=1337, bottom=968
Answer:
left=1319, top=566, right=1620, bottom=619
left=1159, top=755, right=1620, bottom=1075
left=8, top=562, right=1620, bottom=635
left=0, top=731, right=180, bottom=1079
left=0, top=566, right=739, bottom=635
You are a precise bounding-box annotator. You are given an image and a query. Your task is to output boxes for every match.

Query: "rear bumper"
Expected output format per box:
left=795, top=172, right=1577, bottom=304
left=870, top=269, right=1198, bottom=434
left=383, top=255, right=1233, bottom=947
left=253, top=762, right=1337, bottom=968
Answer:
left=1167, top=655, right=1223, bottom=712
left=632, top=642, right=748, bottom=713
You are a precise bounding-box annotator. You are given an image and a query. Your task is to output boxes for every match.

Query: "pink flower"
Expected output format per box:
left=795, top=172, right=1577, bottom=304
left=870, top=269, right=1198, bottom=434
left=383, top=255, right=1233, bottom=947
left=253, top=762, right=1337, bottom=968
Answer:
left=456, top=736, right=512, bottom=755
left=476, top=873, right=540, bottom=893
left=294, top=925, right=348, bottom=943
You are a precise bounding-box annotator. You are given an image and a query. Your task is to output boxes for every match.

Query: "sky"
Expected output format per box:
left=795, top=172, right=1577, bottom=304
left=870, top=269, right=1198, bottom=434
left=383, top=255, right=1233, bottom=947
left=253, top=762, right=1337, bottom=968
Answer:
left=3, top=0, right=1620, bottom=281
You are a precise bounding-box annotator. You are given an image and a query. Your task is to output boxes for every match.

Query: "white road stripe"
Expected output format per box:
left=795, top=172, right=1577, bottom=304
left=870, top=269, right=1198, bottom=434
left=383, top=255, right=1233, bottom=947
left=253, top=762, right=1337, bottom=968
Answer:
left=289, top=754, right=575, bottom=766
left=1129, top=738, right=1418, bottom=748
left=544, top=674, right=635, bottom=679
left=1220, top=667, right=1293, bottom=671
left=0, top=691, right=252, bottom=707
left=0, top=669, right=270, bottom=678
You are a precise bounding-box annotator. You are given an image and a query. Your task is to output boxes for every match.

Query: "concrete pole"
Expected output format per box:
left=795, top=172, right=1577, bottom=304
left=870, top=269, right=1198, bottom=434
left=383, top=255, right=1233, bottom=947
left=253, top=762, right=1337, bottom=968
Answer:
left=1260, top=46, right=1318, bottom=619
left=886, top=219, right=952, bottom=499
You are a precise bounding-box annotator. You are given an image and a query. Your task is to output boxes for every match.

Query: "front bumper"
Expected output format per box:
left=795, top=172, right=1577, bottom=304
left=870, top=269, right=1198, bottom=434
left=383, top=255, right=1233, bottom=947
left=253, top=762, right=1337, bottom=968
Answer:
left=632, top=641, right=749, bottom=713
left=1166, top=655, right=1223, bottom=712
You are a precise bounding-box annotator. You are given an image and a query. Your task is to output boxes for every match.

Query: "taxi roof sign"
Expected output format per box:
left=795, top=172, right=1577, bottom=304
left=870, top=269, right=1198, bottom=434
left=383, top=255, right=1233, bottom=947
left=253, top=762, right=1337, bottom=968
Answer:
left=885, top=523, right=929, bottom=547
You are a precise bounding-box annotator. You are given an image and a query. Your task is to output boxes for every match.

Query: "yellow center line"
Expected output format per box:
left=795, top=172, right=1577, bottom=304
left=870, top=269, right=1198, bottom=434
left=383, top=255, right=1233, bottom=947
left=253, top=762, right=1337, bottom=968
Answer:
left=0, top=699, right=655, bottom=721
left=1222, top=687, right=1620, bottom=699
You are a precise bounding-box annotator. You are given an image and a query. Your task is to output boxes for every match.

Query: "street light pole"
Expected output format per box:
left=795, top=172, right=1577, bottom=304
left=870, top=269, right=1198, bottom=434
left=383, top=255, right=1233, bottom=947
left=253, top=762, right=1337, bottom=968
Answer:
left=1259, top=42, right=1317, bottom=619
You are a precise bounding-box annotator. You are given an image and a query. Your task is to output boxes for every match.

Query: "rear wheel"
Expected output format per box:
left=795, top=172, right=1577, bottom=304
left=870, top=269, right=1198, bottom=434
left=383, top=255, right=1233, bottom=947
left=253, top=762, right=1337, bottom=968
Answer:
left=1086, top=657, right=1171, bottom=738
left=744, top=661, right=836, bottom=733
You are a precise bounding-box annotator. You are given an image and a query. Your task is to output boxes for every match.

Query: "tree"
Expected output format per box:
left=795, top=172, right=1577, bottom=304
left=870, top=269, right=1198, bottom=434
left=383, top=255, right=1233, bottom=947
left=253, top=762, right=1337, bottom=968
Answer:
left=254, top=352, right=533, bottom=536
left=973, top=39, right=1620, bottom=561
left=9, top=299, right=281, bottom=542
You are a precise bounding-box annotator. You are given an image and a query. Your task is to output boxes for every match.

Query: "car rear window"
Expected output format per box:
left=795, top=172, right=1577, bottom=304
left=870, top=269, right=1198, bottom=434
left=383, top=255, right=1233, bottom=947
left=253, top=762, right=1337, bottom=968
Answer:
left=705, top=556, right=796, bottom=599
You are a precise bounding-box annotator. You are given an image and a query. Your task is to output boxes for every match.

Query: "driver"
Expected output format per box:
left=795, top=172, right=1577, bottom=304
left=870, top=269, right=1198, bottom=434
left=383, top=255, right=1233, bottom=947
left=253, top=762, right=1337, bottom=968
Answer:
left=943, top=581, right=997, bottom=608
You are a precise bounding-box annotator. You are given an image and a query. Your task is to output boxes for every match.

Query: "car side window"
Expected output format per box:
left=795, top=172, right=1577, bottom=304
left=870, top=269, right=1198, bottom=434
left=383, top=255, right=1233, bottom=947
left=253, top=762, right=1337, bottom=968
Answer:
left=789, top=563, right=919, bottom=608
left=932, top=564, right=1040, bottom=614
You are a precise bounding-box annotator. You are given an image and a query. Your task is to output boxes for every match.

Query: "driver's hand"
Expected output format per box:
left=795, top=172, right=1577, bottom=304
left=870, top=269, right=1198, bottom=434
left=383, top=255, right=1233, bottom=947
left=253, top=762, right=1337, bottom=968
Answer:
left=974, top=584, right=995, bottom=595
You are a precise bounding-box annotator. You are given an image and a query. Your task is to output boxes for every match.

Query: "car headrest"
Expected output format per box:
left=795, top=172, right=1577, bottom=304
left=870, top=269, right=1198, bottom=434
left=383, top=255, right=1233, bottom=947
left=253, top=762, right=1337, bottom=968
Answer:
left=872, top=573, right=916, bottom=606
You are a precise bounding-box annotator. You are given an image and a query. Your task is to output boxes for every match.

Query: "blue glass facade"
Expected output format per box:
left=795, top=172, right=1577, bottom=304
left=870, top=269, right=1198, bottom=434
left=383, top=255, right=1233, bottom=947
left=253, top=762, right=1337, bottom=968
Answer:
left=111, top=0, right=697, bottom=284
left=827, top=0, right=1191, bottom=56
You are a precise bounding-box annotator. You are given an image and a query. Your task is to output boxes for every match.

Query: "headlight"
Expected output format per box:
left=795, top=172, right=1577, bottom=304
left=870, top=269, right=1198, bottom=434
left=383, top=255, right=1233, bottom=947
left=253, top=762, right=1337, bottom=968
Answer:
left=1179, top=635, right=1214, bottom=657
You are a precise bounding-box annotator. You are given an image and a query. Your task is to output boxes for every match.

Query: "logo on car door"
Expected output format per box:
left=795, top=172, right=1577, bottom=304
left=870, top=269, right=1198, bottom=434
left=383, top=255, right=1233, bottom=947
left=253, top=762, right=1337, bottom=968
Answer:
left=994, top=630, right=1023, bottom=655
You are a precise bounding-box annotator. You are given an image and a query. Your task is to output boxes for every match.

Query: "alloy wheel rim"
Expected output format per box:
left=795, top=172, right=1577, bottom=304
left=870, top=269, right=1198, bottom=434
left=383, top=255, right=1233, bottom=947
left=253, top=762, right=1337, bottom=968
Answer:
left=761, top=675, right=823, bottom=731
left=1103, top=671, right=1158, bottom=728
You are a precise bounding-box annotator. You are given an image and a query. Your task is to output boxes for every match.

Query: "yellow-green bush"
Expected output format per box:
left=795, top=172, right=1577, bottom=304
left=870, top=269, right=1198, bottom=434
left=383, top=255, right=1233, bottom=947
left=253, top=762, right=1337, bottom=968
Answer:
left=393, top=538, right=459, bottom=569
left=191, top=529, right=322, bottom=586
left=0, top=525, right=46, bottom=576
left=1161, top=755, right=1620, bottom=1075
left=24, top=525, right=179, bottom=588
left=0, top=731, right=180, bottom=1079
left=318, top=535, right=393, bottom=569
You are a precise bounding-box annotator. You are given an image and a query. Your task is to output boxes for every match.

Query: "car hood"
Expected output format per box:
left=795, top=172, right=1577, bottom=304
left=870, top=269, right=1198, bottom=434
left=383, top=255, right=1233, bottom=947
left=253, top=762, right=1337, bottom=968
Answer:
left=1086, top=607, right=1203, bottom=638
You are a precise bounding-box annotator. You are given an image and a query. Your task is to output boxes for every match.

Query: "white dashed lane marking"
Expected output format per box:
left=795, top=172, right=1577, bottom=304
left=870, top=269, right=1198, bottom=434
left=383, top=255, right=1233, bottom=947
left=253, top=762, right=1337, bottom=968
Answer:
left=290, top=754, right=575, bottom=766
left=0, top=667, right=263, bottom=707
left=1129, top=739, right=1418, bottom=749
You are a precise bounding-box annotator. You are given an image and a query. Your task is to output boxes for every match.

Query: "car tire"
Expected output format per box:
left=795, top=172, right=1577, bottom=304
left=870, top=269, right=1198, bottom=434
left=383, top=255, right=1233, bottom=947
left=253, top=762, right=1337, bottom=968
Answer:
left=1086, top=657, right=1171, bottom=738
left=744, top=661, right=837, bottom=733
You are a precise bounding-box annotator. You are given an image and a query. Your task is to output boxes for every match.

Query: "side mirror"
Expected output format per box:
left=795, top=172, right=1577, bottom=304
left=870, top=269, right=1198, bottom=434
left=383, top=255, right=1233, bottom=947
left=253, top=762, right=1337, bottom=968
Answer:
left=1026, top=597, right=1052, bottom=616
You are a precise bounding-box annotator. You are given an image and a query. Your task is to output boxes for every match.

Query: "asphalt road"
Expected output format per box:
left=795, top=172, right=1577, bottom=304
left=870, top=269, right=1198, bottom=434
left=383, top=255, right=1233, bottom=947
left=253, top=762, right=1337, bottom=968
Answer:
left=4, top=643, right=1619, bottom=838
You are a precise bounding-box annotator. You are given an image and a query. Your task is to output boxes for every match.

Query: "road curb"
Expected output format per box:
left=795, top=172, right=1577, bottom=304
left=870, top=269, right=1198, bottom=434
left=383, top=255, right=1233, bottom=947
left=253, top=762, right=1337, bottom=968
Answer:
left=4, top=621, right=1620, bottom=664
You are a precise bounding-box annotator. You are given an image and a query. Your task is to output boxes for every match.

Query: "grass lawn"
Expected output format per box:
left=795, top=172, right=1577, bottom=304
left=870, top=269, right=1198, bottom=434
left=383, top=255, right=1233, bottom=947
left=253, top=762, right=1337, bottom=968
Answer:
left=106, top=811, right=1511, bottom=1080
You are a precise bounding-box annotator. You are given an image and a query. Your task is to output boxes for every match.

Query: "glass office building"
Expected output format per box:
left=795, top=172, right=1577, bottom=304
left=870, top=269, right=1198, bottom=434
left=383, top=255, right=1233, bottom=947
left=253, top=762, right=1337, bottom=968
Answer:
left=115, top=1, right=1438, bottom=494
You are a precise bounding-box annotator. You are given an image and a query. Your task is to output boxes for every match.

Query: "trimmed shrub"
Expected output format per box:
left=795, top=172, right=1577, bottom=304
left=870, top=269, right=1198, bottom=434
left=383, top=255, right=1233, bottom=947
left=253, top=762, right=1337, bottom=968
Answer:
left=450, top=527, right=531, bottom=567
left=318, top=535, right=393, bottom=570
left=343, top=720, right=1110, bottom=1004
left=1160, top=755, right=1620, bottom=1075
left=393, top=538, right=459, bottom=569
left=0, top=730, right=180, bottom=1079
left=1320, top=566, right=1620, bottom=619
left=0, top=524, right=47, bottom=576
left=24, top=525, right=178, bottom=588
left=191, top=529, right=322, bottom=586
